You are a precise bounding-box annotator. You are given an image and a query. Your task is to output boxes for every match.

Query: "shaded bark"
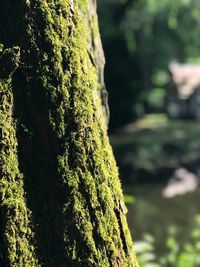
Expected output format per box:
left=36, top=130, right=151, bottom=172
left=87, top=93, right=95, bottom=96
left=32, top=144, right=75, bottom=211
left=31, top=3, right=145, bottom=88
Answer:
left=0, top=1, right=139, bottom=266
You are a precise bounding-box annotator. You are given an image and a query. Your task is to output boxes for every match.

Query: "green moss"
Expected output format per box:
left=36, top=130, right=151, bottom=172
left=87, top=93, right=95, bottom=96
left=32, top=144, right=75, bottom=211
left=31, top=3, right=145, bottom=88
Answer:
left=25, top=0, right=138, bottom=265
left=0, top=48, right=39, bottom=266
left=0, top=1, right=139, bottom=266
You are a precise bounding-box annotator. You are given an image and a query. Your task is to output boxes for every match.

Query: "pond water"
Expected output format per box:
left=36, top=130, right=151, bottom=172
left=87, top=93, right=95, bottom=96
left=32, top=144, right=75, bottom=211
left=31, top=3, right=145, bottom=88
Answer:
left=124, top=183, right=200, bottom=254
left=111, top=115, right=200, bottom=254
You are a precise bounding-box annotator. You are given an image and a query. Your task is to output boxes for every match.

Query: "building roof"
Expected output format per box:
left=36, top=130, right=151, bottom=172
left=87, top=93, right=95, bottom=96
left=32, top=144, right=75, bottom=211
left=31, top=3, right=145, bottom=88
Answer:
left=169, top=62, right=200, bottom=97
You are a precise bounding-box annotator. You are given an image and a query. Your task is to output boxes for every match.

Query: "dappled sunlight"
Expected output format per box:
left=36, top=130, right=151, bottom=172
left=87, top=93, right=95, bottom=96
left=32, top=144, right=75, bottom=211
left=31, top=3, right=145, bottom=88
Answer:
left=123, top=114, right=169, bottom=133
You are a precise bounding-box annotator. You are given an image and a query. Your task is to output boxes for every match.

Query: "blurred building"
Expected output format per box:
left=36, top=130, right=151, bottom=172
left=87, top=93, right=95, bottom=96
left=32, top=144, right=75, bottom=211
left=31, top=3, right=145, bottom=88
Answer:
left=166, top=62, right=200, bottom=120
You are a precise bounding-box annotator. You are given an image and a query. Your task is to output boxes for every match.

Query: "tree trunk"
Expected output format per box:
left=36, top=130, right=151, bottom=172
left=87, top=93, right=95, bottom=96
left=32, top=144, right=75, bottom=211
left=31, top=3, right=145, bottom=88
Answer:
left=0, top=1, right=139, bottom=266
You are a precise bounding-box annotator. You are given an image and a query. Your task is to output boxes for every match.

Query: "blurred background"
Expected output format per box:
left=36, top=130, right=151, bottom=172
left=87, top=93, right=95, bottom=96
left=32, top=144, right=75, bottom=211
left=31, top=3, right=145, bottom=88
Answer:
left=98, top=1, right=200, bottom=266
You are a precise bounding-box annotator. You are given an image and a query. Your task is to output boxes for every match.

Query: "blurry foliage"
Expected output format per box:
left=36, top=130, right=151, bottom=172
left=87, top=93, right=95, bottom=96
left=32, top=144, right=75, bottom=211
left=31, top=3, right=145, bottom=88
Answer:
left=124, top=194, right=136, bottom=204
left=135, top=234, right=160, bottom=267
left=135, top=215, right=200, bottom=267
left=144, top=88, right=166, bottom=110
left=111, top=114, right=200, bottom=182
left=98, top=0, right=200, bottom=129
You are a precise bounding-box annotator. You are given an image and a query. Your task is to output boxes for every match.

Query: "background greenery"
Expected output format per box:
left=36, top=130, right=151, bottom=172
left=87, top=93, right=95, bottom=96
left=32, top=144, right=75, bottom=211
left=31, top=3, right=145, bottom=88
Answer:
left=98, top=0, right=200, bottom=130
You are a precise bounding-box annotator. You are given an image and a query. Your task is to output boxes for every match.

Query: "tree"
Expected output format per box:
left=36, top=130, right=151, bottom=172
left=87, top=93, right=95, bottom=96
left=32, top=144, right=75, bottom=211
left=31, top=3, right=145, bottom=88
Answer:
left=0, top=1, right=139, bottom=266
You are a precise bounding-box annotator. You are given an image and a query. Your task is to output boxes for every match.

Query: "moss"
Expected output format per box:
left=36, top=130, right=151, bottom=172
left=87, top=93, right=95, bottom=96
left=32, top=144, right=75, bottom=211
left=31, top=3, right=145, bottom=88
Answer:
left=27, top=0, right=137, bottom=265
left=0, top=48, right=39, bottom=266
left=0, top=46, right=20, bottom=79
left=0, top=0, right=139, bottom=266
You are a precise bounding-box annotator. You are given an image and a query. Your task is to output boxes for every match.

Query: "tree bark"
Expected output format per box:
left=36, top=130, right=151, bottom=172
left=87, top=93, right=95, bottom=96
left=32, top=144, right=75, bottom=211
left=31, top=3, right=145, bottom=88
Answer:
left=0, top=1, right=139, bottom=266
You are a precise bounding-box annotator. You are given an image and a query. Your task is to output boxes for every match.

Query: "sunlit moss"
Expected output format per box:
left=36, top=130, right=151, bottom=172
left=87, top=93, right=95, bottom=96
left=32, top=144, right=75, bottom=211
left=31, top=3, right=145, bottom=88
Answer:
left=0, top=48, right=39, bottom=266
left=0, top=0, right=138, bottom=266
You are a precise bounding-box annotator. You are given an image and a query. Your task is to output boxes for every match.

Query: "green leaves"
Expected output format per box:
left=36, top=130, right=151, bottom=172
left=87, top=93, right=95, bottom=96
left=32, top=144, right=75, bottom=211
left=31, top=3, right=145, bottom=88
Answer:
left=137, top=215, right=200, bottom=267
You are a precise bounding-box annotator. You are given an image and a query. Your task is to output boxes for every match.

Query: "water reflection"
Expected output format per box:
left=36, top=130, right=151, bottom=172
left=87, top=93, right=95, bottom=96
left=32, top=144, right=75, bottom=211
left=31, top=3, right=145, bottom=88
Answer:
left=111, top=114, right=200, bottom=255
left=125, top=183, right=200, bottom=254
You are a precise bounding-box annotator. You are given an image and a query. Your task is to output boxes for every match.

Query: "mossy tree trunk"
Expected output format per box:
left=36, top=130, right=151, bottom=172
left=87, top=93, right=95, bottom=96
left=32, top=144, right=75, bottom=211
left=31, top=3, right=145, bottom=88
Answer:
left=0, top=1, right=139, bottom=266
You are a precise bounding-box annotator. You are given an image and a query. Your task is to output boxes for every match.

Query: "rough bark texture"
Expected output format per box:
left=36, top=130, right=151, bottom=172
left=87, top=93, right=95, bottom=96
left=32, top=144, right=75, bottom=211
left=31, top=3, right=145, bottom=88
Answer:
left=0, top=1, right=139, bottom=266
